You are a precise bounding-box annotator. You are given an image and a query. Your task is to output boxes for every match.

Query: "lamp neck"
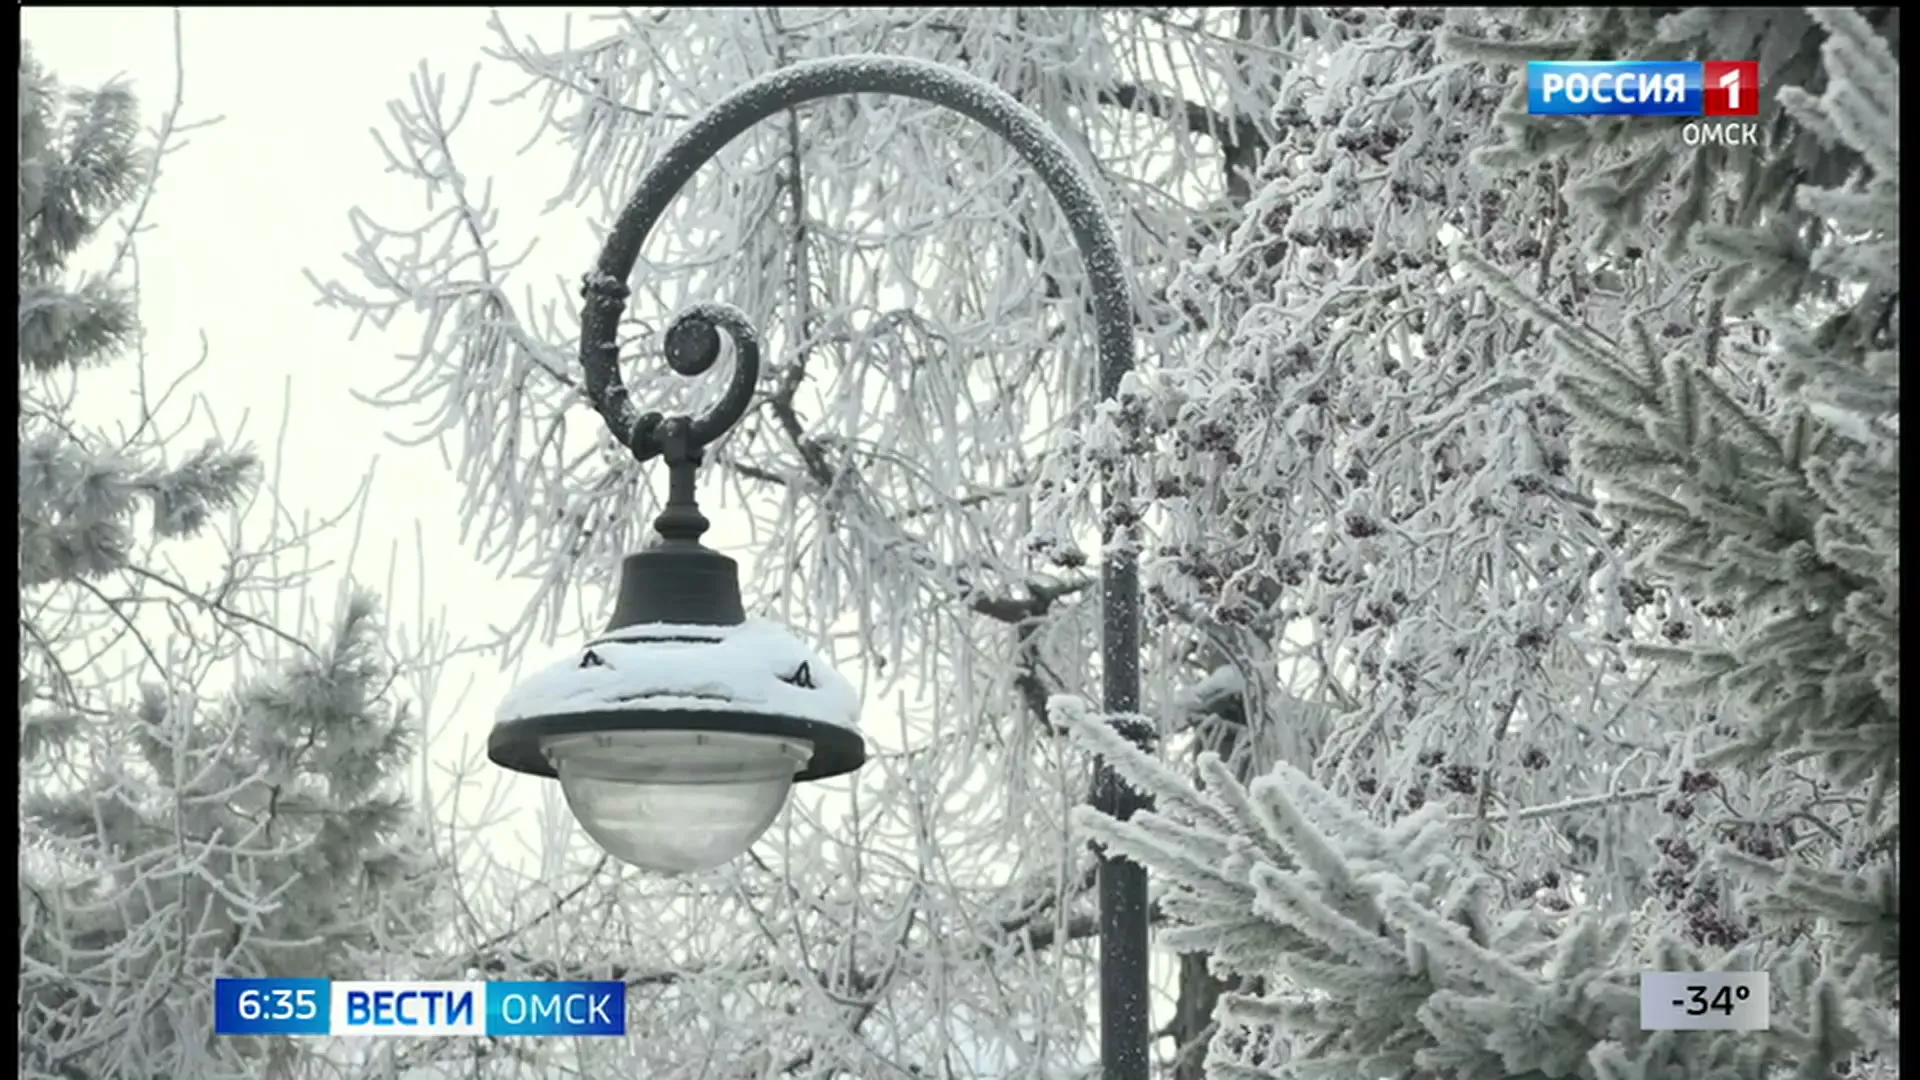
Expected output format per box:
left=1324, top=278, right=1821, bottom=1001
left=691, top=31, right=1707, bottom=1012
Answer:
left=653, top=416, right=710, bottom=544
left=603, top=416, right=744, bottom=630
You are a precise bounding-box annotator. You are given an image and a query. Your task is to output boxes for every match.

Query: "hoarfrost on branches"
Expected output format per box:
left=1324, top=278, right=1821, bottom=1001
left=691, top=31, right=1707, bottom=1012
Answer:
left=1075, top=6, right=1898, bottom=1078
left=1136, top=4, right=1670, bottom=908
left=19, top=29, right=449, bottom=1080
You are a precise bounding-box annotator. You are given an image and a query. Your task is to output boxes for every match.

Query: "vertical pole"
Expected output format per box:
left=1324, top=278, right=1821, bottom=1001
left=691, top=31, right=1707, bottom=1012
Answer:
left=1097, top=511, right=1148, bottom=1080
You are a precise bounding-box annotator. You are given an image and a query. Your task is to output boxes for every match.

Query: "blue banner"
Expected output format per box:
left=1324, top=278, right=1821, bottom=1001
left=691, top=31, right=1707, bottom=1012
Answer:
left=485, top=980, right=626, bottom=1037
left=214, top=978, right=331, bottom=1036
left=212, top=978, right=627, bottom=1037
left=1527, top=61, right=1703, bottom=116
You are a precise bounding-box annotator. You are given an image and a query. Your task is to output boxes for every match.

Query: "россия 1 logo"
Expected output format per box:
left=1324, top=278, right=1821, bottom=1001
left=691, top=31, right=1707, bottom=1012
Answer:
left=1526, top=61, right=1760, bottom=117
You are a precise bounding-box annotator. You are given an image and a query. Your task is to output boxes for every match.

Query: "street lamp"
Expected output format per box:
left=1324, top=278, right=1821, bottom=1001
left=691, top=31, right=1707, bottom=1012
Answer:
left=487, top=56, right=1151, bottom=1079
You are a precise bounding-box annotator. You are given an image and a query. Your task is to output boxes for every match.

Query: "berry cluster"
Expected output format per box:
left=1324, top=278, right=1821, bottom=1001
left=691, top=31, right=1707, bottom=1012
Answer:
left=1650, top=770, right=1765, bottom=948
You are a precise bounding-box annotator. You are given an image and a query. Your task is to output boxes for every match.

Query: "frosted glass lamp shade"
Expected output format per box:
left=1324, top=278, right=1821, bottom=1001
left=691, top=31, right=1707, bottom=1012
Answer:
left=543, top=731, right=811, bottom=873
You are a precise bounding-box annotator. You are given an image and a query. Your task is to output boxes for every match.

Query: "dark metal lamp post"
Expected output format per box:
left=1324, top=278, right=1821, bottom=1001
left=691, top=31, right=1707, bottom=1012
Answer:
left=486, top=56, right=1150, bottom=1079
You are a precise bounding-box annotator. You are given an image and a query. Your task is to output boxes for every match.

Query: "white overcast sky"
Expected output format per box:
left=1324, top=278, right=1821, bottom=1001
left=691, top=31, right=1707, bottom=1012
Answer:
left=27, top=4, right=924, bottom=888
left=23, top=7, right=630, bottom=871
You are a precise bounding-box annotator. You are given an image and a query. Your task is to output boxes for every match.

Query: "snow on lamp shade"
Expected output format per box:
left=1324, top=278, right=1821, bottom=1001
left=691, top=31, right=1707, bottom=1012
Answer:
left=490, top=619, right=865, bottom=873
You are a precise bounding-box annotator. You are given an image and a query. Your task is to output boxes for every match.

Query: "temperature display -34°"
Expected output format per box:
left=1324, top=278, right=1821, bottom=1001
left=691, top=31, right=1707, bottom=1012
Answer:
left=1640, top=971, right=1770, bottom=1031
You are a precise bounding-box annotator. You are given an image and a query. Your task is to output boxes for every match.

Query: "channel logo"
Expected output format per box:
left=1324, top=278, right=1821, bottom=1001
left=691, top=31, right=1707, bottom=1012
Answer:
left=336, top=982, right=484, bottom=1036
left=214, top=978, right=626, bottom=1037
left=1527, top=61, right=1759, bottom=117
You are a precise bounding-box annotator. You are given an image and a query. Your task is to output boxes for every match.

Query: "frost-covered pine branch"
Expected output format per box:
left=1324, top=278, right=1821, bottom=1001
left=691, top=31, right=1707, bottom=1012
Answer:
left=1065, top=706, right=1889, bottom=1080
left=18, top=34, right=448, bottom=1080
left=1460, top=0, right=1898, bottom=968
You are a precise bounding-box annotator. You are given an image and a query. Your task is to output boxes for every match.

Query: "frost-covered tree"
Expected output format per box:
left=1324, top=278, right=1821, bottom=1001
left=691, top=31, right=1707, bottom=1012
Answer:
left=312, top=7, right=1347, bottom=1073
left=1089, top=0, right=1686, bottom=945
left=1032, top=11, right=1696, bottom=1067
left=18, top=38, right=443, bottom=1080
left=1077, top=6, right=1898, bottom=1078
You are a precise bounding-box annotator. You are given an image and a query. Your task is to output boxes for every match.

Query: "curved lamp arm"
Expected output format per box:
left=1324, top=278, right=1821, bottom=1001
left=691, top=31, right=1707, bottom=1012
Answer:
left=575, top=55, right=1148, bottom=1080
left=577, top=54, right=1135, bottom=465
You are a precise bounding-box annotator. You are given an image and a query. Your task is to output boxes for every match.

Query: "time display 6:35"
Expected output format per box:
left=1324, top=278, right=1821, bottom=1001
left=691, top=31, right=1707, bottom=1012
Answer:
left=236, top=986, right=319, bottom=1020
left=214, top=977, right=332, bottom=1036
